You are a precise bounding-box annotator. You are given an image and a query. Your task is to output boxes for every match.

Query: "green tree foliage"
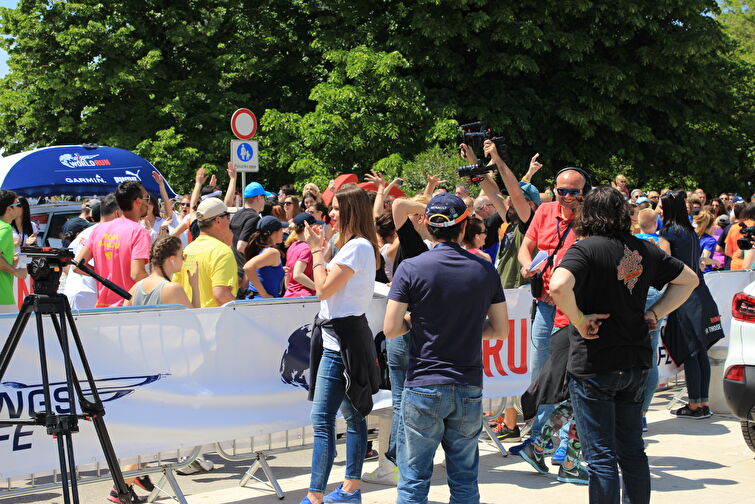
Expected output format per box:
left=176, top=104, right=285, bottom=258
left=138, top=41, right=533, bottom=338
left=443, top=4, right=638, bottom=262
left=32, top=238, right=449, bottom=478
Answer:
left=0, top=1, right=751, bottom=194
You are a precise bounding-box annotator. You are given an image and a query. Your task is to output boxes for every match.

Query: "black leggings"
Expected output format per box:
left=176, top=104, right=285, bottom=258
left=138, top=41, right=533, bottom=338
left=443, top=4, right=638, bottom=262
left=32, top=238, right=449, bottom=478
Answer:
left=684, top=350, right=711, bottom=403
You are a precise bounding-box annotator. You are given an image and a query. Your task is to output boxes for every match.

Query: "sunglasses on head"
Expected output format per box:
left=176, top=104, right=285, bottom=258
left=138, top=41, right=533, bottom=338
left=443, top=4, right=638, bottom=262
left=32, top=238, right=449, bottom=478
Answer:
left=556, top=188, right=581, bottom=197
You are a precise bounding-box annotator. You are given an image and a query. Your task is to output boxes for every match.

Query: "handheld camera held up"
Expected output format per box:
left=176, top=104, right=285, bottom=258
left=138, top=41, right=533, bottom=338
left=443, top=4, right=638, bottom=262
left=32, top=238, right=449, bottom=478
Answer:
left=737, top=222, right=755, bottom=251
left=457, top=121, right=509, bottom=184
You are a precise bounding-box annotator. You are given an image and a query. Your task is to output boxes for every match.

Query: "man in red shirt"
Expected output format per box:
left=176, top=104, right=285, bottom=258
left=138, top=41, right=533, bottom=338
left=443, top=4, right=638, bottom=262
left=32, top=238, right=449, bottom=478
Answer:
left=512, top=167, right=588, bottom=455
left=76, top=181, right=151, bottom=307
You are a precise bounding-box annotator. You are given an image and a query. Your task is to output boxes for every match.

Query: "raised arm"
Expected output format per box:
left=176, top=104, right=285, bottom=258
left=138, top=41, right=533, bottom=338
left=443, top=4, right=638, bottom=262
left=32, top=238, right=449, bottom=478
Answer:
left=365, top=170, right=388, bottom=219
left=422, top=173, right=447, bottom=200
left=224, top=162, right=237, bottom=207
left=484, top=140, right=532, bottom=224
left=392, top=198, right=426, bottom=231
left=152, top=170, right=173, bottom=221
left=190, top=167, right=207, bottom=217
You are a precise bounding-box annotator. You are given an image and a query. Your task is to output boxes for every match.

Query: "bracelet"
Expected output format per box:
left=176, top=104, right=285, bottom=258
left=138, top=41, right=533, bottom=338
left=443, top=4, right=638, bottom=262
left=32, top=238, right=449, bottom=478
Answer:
left=310, top=249, right=322, bottom=255
left=313, top=262, right=327, bottom=270
left=649, top=308, right=659, bottom=321
left=574, top=312, right=585, bottom=326
left=521, top=177, right=531, bottom=183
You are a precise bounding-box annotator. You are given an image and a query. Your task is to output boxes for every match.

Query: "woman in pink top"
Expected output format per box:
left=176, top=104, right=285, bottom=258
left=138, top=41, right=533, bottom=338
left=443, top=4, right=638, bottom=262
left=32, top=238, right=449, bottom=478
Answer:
left=284, top=212, right=317, bottom=297
left=462, top=216, right=491, bottom=261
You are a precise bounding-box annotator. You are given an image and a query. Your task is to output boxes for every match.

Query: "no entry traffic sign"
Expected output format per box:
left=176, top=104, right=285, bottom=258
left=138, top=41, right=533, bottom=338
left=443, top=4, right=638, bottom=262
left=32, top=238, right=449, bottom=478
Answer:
left=230, top=108, right=258, bottom=140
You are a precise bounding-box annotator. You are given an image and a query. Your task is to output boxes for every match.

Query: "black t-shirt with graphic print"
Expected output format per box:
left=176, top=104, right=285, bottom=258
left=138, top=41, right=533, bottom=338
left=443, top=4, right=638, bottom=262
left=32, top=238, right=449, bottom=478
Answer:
left=556, top=234, right=685, bottom=378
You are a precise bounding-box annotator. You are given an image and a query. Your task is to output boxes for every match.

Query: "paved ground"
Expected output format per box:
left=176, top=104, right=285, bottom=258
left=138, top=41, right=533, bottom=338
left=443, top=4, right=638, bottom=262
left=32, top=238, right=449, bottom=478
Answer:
left=3, top=387, right=754, bottom=503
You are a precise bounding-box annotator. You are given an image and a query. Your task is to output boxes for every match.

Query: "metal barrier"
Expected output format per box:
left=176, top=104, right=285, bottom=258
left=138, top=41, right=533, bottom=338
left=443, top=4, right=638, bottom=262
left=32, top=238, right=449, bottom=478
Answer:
left=0, top=445, right=201, bottom=503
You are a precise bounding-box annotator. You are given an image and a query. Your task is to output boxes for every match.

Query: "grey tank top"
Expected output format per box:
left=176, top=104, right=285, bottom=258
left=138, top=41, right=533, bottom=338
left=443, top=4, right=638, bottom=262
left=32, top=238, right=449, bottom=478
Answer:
left=132, top=278, right=169, bottom=306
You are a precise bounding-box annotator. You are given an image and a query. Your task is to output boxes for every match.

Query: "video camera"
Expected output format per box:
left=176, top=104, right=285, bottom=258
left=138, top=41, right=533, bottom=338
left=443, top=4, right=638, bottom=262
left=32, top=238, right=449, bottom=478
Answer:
left=737, top=222, right=755, bottom=251
left=457, top=121, right=509, bottom=184
left=21, top=246, right=131, bottom=299
left=22, top=247, right=75, bottom=296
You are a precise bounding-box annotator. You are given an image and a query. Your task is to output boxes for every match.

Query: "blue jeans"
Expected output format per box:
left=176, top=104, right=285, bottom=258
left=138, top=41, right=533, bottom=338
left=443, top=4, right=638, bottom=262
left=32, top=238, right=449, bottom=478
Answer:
left=309, top=349, right=368, bottom=493
left=530, top=301, right=557, bottom=379
left=641, top=287, right=663, bottom=412
left=386, top=332, right=410, bottom=465
left=398, top=384, right=483, bottom=504
left=529, top=301, right=557, bottom=439
left=569, top=368, right=650, bottom=504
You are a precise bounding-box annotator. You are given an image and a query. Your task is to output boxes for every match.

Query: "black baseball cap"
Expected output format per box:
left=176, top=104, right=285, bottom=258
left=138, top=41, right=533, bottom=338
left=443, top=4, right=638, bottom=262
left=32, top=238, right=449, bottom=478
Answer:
left=425, top=193, right=469, bottom=228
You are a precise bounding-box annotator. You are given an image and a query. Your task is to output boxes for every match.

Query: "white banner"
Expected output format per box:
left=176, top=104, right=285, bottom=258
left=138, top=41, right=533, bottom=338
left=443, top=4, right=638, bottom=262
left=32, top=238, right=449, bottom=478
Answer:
left=2, top=269, right=749, bottom=478
left=0, top=290, right=532, bottom=479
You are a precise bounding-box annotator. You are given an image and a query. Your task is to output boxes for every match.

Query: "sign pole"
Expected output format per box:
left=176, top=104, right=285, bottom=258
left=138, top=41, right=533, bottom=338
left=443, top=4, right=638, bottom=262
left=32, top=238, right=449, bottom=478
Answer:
left=242, top=172, right=247, bottom=199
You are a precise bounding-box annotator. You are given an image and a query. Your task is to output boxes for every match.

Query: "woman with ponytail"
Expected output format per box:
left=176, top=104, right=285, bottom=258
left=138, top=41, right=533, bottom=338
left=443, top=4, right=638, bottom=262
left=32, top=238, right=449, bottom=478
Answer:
left=243, top=216, right=286, bottom=298
left=124, top=235, right=200, bottom=308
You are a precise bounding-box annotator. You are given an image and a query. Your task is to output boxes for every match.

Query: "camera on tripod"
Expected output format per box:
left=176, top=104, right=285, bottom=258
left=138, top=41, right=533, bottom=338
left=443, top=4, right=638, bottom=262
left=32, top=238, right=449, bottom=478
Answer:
left=457, top=121, right=509, bottom=184
left=737, top=222, right=755, bottom=250
left=22, top=246, right=75, bottom=296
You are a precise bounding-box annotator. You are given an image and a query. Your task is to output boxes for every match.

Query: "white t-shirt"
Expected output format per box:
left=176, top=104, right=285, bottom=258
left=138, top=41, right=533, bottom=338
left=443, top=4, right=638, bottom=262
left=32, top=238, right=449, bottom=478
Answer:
left=149, top=215, right=181, bottom=244
left=380, top=243, right=394, bottom=282
left=64, top=224, right=97, bottom=310
left=319, top=237, right=376, bottom=351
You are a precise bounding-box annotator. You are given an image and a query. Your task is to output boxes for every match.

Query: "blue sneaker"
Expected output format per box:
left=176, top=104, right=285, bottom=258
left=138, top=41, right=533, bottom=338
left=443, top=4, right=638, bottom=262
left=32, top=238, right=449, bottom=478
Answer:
left=551, top=444, right=567, bottom=466
left=323, top=484, right=361, bottom=503
left=299, top=498, right=315, bottom=504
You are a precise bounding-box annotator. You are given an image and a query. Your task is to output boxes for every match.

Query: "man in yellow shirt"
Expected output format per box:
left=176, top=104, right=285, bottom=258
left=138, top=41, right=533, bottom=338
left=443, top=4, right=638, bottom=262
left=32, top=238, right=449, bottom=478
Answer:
left=176, top=198, right=238, bottom=307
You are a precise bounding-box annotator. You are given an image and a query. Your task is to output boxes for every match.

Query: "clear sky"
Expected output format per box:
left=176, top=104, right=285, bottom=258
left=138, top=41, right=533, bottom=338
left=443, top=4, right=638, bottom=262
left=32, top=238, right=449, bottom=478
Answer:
left=0, top=1, right=17, bottom=76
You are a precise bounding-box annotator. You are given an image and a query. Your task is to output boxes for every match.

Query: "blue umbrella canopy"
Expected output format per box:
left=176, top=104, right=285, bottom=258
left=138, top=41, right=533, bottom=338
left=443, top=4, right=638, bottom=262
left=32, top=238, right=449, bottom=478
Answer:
left=0, top=145, right=178, bottom=198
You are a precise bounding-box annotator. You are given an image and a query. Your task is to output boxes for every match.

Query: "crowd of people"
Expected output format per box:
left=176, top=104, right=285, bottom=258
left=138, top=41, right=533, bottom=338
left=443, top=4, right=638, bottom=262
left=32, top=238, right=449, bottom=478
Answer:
left=0, top=142, right=752, bottom=503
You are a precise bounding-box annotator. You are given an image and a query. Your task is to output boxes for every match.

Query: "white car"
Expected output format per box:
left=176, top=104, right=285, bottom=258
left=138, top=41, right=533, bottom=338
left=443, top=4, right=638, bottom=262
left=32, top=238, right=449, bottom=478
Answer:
left=723, top=280, right=755, bottom=452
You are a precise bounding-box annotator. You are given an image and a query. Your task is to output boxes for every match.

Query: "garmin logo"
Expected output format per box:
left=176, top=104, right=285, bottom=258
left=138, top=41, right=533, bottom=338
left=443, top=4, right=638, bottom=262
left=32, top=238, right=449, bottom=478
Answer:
left=113, top=170, right=141, bottom=184
left=65, top=174, right=106, bottom=184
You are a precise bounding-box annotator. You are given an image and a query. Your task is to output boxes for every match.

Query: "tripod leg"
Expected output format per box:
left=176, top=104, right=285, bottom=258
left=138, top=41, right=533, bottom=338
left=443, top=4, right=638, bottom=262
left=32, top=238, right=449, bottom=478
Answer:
left=32, top=308, right=72, bottom=504
left=64, top=429, right=80, bottom=503
left=0, top=297, right=34, bottom=380
left=51, top=302, right=133, bottom=504
left=53, top=309, right=83, bottom=503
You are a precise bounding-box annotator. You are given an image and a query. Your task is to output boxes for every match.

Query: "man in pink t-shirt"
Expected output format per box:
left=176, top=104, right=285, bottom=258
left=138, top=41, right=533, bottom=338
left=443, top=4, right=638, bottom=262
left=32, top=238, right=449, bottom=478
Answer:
left=76, top=182, right=151, bottom=307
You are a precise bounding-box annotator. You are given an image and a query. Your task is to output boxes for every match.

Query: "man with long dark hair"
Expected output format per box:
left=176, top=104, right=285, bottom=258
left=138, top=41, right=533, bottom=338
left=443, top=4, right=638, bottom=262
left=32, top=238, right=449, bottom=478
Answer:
left=548, top=186, right=698, bottom=503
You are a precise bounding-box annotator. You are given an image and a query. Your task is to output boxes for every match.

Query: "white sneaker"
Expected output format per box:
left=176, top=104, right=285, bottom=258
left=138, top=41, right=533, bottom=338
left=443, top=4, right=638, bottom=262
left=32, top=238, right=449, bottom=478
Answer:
left=176, top=457, right=214, bottom=475
left=361, top=460, right=399, bottom=486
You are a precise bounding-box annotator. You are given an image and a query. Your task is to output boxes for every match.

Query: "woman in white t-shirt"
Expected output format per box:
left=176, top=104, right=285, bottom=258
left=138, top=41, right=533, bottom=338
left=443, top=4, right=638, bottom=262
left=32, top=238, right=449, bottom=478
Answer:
left=300, top=186, right=379, bottom=504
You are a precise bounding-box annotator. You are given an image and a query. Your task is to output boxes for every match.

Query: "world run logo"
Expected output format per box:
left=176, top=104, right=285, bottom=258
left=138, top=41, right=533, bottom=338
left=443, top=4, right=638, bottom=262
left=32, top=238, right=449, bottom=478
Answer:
left=0, top=374, right=167, bottom=452
left=59, top=153, right=112, bottom=168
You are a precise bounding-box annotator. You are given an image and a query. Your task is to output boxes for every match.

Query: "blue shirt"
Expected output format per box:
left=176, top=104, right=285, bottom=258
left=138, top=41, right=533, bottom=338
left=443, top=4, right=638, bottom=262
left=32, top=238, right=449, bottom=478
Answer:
left=388, top=241, right=505, bottom=387
left=634, top=232, right=659, bottom=245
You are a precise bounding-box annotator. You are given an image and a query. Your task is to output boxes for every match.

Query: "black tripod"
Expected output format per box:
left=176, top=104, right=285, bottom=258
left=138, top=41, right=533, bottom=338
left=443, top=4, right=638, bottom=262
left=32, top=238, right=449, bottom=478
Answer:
left=0, top=247, right=134, bottom=504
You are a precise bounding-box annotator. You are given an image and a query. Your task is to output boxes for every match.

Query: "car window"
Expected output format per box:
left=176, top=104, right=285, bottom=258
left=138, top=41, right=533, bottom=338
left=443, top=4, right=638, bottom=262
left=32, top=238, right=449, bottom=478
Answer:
left=45, top=212, right=81, bottom=246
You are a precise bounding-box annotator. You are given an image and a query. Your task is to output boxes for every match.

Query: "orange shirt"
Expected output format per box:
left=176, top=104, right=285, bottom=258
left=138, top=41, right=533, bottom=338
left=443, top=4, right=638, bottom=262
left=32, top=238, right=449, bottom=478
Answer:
left=725, top=219, right=755, bottom=270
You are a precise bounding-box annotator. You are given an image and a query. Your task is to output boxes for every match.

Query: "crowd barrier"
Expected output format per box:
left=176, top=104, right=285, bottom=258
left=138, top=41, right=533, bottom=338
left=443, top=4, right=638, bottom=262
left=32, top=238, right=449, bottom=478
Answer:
left=0, top=270, right=750, bottom=483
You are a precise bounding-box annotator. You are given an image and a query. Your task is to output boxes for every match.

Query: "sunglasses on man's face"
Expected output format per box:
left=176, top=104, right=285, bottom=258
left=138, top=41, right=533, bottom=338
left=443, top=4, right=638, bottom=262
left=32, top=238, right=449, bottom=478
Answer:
left=9, top=202, right=20, bottom=207
left=180, top=202, right=190, bottom=207
left=556, top=188, right=581, bottom=197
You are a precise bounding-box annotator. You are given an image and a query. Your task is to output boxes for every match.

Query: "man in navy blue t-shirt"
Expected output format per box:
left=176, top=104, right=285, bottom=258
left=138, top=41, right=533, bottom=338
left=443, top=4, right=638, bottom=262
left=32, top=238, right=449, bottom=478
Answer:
left=384, top=193, right=509, bottom=503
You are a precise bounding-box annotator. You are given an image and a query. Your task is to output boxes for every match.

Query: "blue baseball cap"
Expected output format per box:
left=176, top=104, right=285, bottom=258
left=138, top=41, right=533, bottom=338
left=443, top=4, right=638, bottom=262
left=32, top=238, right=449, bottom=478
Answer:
left=635, top=196, right=649, bottom=206
left=293, top=212, right=325, bottom=227
left=244, top=182, right=274, bottom=199
left=425, top=193, right=469, bottom=228
left=519, top=181, right=541, bottom=206
left=256, top=215, right=288, bottom=233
